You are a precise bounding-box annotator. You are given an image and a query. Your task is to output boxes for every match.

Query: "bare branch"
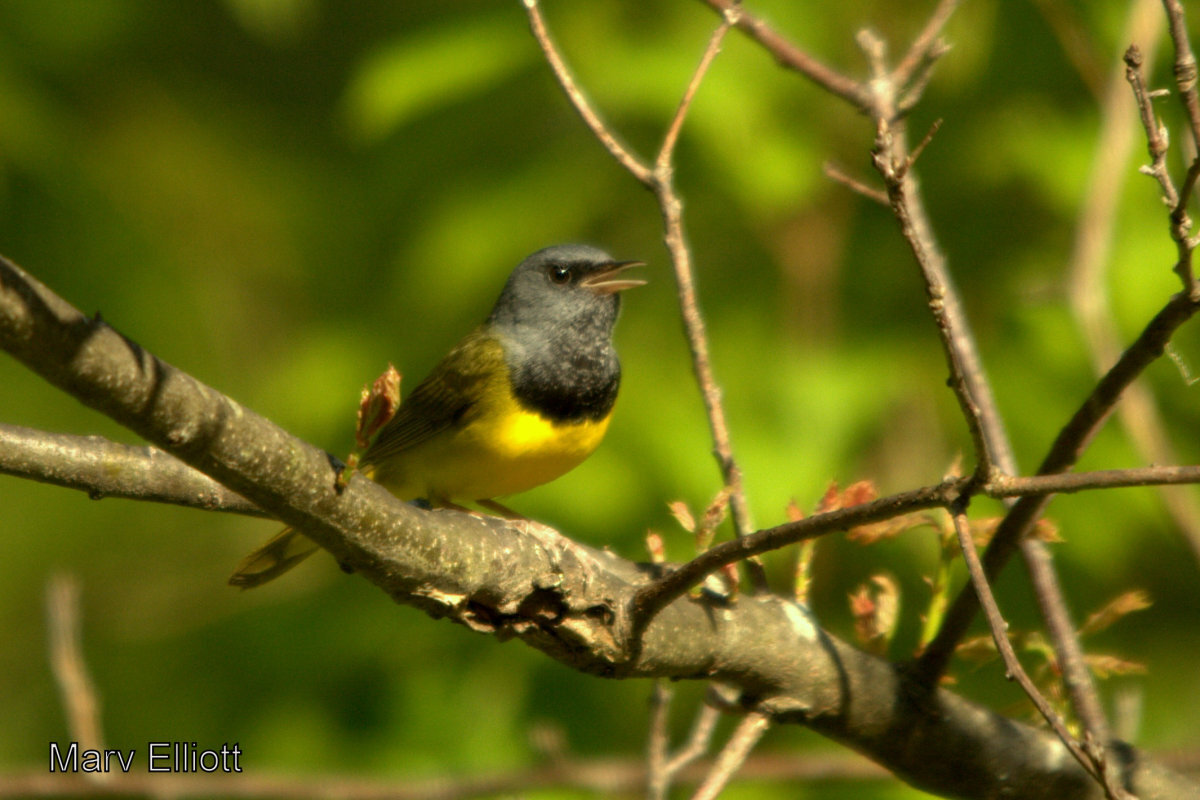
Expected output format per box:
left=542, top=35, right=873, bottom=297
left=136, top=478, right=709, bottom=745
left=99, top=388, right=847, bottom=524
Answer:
left=1066, top=4, right=1200, bottom=564
left=652, top=25, right=762, bottom=572
left=630, top=480, right=964, bottom=629
left=809, top=5, right=1145, bottom=773
left=697, top=0, right=870, bottom=109
left=690, top=711, right=772, bottom=800
left=46, top=575, right=105, bottom=773
left=919, top=289, right=1200, bottom=680
left=1163, top=0, right=1200, bottom=158
left=871, top=120, right=1001, bottom=481
left=521, top=0, right=652, bottom=184
left=0, top=423, right=266, bottom=516
left=647, top=683, right=673, bottom=799
left=5, top=254, right=1193, bottom=799
left=1125, top=45, right=1176, bottom=205
left=1021, top=541, right=1132, bottom=800
left=658, top=17, right=732, bottom=173
left=523, top=0, right=766, bottom=586
left=823, top=161, right=889, bottom=204
left=1125, top=43, right=1195, bottom=290
left=647, top=683, right=726, bottom=800
left=892, top=0, right=959, bottom=111
left=987, top=465, right=1200, bottom=496
left=948, top=508, right=1103, bottom=785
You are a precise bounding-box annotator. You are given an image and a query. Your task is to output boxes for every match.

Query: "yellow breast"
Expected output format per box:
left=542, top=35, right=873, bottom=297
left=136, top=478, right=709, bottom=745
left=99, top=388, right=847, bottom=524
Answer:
left=372, top=387, right=611, bottom=503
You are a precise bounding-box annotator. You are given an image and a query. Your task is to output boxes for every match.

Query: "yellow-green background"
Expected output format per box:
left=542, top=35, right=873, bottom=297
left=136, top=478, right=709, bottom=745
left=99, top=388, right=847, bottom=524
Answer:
left=1, top=1, right=1197, bottom=796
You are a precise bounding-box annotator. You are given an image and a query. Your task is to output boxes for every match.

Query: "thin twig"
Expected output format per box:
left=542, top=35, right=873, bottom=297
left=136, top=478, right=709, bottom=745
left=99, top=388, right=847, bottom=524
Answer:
left=646, top=682, right=673, bottom=800
left=1020, top=539, right=1130, bottom=800
left=647, top=683, right=727, bottom=800
left=1127, top=37, right=1199, bottom=292
left=521, top=0, right=652, bottom=185
left=630, top=480, right=963, bottom=629
left=697, top=0, right=870, bottom=110
left=948, top=508, right=1104, bottom=785
left=1161, top=0, right=1200, bottom=287
left=919, top=290, right=1200, bottom=679
left=46, top=575, right=105, bottom=780
left=987, top=465, right=1200, bottom=496
left=652, top=20, right=764, bottom=579
left=1126, top=44, right=1194, bottom=292
left=892, top=0, right=960, bottom=107
left=1163, top=0, right=1200, bottom=157
left=689, top=711, right=772, bottom=800
left=658, top=18, right=733, bottom=173
left=1125, top=45, right=1173, bottom=197
left=857, top=31, right=1083, bottom=738
left=666, top=702, right=722, bottom=775
left=1067, top=3, right=1200, bottom=566
left=823, top=161, right=889, bottom=205
left=524, top=0, right=766, bottom=589
left=870, top=78, right=1104, bottom=761
left=855, top=18, right=1017, bottom=488
left=871, top=111, right=1000, bottom=483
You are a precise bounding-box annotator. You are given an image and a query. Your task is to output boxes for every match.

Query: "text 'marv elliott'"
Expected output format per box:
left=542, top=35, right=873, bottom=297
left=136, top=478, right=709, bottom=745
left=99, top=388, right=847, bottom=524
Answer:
left=50, top=741, right=242, bottom=773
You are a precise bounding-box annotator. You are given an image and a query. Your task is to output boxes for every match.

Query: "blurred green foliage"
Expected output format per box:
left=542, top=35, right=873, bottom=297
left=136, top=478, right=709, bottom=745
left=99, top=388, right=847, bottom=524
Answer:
left=1, top=0, right=1198, bottom=796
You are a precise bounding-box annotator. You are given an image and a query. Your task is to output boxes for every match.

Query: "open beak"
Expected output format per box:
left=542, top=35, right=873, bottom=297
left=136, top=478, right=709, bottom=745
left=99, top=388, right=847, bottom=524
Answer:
left=581, top=260, right=647, bottom=295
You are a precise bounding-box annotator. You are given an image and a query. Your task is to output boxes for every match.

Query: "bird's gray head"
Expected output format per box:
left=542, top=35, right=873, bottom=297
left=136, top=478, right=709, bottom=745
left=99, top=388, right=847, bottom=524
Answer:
left=487, top=244, right=645, bottom=335
left=488, top=244, right=644, bottom=422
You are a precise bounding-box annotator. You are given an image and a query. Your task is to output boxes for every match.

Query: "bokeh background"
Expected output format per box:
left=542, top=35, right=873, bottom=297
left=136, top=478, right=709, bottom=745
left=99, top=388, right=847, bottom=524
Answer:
left=1, top=0, right=1198, bottom=796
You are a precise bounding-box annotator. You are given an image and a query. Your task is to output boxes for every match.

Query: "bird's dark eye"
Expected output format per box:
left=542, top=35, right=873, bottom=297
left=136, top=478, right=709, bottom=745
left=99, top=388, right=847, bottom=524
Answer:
left=549, top=264, right=571, bottom=284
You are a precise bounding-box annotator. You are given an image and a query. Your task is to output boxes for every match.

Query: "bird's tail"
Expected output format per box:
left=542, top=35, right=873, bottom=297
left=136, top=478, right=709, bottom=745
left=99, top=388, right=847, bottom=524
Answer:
left=228, top=527, right=321, bottom=589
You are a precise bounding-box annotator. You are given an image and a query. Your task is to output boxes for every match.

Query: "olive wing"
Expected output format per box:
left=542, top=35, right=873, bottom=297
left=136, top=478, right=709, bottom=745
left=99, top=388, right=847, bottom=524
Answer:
left=361, top=329, right=506, bottom=466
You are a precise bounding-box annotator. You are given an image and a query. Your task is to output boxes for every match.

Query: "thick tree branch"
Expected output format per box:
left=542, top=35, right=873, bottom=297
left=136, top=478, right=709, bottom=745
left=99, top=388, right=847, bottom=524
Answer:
left=2, top=257, right=1195, bottom=799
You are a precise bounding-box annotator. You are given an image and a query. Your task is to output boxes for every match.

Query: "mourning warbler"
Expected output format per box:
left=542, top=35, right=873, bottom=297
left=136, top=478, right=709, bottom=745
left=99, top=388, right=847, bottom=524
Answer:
left=229, top=244, right=644, bottom=588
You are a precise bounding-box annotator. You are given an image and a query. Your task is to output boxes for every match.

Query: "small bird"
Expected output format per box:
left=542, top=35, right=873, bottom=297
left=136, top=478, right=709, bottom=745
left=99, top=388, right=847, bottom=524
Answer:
left=230, top=244, right=644, bottom=587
